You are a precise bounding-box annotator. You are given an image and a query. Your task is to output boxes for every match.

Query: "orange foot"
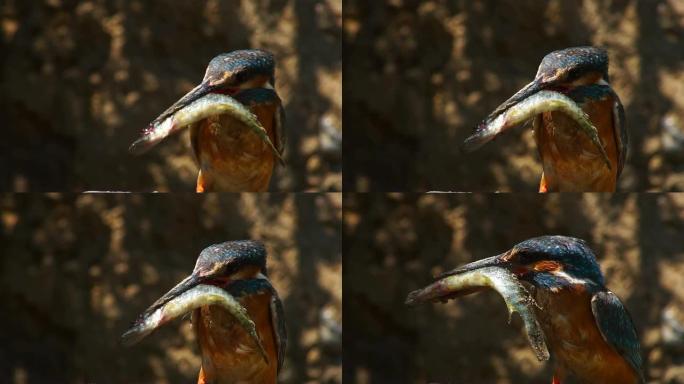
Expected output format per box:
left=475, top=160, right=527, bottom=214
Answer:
left=538, top=172, right=549, bottom=193
left=196, top=170, right=210, bottom=193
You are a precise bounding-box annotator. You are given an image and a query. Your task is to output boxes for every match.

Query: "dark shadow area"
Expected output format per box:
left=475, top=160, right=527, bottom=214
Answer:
left=343, top=193, right=684, bottom=383
left=0, top=193, right=341, bottom=383
left=0, top=0, right=341, bottom=192
left=343, top=0, right=684, bottom=191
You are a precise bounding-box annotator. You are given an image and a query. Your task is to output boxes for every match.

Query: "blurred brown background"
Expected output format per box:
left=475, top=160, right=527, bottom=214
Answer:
left=0, top=0, right=341, bottom=192
left=0, top=193, right=342, bottom=383
left=343, top=0, right=684, bottom=191
left=344, top=193, right=684, bottom=383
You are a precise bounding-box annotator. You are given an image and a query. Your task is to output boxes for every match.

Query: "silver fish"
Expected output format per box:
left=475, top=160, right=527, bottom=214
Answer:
left=463, top=90, right=611, bottom=169
left=121, top=284, right=269, bottom=363
left=406, top=266, right=550, bottom=361
left=130, top=93, right=284, bottom=164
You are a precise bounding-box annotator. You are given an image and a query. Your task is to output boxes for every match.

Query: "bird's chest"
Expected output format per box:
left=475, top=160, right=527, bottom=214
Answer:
left=534, top=98, right=619, bottom=192
left=194, top=294, right=277, bottom=384
left=194, top=113, right=275, bottom=191
left=534, top=289, right=636, bottom=384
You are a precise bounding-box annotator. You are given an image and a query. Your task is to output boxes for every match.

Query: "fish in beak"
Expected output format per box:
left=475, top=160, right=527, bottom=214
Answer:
left=121, top=275, right=269, bottom=363
left=406, top=253, right=550, bottom=361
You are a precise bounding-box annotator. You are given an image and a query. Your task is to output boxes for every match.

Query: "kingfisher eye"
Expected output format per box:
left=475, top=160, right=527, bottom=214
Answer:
left=517, top=252, right=531, bottom=264
left=221, top=262, right=238, bottom=276
left=233, top=71, right=248, bottom=84
left=517, top=251, right=543, bottom=265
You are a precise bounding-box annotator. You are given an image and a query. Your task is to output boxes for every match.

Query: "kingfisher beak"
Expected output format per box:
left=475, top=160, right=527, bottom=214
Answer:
left=163, top=81, right=218, bottom=116
left=129, top=80, right=220, bottom=155
left=120, top=272, right=203, bottom=345
left=406, top=253, right=510, bottom=305
left=147, top=273, right=204, bottom=309
left=462, top=78, right=545, bottom=152
left=437, top=253, right=514, bottom=278
left=487, top=80, right=545, bottom=124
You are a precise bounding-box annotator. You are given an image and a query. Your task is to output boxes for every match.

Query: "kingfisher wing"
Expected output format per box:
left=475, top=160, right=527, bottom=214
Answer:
left=591, top=290, right=644, bottom=383
left=611, top=90, right=628, bottom=177
left=275, top=103, right=286, bottom=157
left=269, top=289, right=287, bottom=372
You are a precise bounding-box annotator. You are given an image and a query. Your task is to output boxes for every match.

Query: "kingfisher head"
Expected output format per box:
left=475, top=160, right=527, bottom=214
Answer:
left=440, top=235, right=605, bottom=292
left=485, top=46, right=609, bottom=123
left=201, top=49, right=276, bottom=95
left=146, top=49, right=276, bottom=129
left=144, top=240, right=268, bottom=313
left=462, top=46, right=615, bottom=154
left=534, top=46, right=608, bottom=88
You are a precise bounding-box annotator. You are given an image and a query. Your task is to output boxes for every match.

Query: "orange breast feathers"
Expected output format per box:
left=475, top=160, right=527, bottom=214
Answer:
left=194, top=292, right=279, bottom=384
left=535, top=289, right=638, bottom=384
left=535, top=97, right=620, bottom=192
left=194, top=102, right=279, bottom=192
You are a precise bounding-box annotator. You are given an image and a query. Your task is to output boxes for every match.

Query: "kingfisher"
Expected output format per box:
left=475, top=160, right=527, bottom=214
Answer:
left=464, top=47, right=628, bottom=192
left=408, top=236, right=643, bottom=384
left=122, top=240, right=287, bottom=384
left=130, top=49, right=285, bottom=192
